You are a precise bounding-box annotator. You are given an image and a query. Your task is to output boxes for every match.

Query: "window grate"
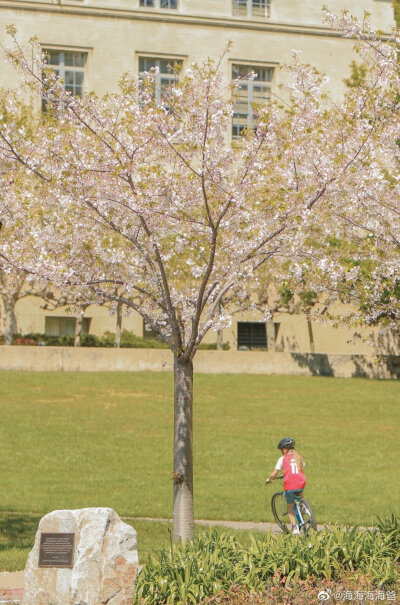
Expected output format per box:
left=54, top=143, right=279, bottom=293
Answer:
left=237, top=322, right=267, bottom=350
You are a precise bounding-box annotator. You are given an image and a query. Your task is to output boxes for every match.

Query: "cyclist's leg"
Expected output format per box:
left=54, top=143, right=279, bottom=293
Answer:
left=285, top=491, right=299, bottom=526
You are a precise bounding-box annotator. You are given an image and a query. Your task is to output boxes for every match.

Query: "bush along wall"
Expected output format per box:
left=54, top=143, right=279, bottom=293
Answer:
left=134, top=517, right=400, bottom=604
left=4, top=331, right=229, bottom=349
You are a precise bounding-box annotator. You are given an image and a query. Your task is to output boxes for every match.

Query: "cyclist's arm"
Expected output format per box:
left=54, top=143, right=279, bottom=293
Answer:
left=266, top=469, right=279, bottom=483
left=266, top=456, right=283, bottom=483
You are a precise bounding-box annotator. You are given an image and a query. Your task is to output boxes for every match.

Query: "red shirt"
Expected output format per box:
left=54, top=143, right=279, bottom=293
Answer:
left=280, top=452, right=307, bottom=491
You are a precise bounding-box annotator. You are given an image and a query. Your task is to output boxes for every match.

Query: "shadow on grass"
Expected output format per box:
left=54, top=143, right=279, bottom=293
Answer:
left=0, top=512, right=40, bottom=551
left=0, top=512, right=41, bottom=571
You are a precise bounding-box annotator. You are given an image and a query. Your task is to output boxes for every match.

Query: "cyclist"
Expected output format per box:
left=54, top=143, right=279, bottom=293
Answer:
left=266, top=437, right=306, bottom=535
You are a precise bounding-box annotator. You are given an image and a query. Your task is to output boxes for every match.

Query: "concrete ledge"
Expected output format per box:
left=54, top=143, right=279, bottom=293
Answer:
left=0, top=347, right=398, bottom=379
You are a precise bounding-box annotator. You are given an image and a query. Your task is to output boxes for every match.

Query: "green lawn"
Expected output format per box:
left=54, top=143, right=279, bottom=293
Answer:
left=0, top=371, right=399, bottom=570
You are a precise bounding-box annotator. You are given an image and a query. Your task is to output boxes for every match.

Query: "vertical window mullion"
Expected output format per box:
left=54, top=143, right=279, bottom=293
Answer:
left=156, top=59, right=161, bottom=102
left=248, top=82, right=254, bottom=128
left=60, top=52, right=65, bottom=83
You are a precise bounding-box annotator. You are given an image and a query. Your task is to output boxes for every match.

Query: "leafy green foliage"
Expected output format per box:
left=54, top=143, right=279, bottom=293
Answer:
left=394, top=0, right=400, bottom=27
left=343, top=61, right=368, bottom=89
left=5, top=330, right=229, bottom=349
left=134, top=523, right=400, bottom=604
left=5, top=330, right=169, bottom=348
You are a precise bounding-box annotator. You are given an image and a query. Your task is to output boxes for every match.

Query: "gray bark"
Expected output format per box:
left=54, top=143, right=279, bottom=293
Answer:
left=173, top=356, right=194, bottom=542
left=3, top=293, right=18, bottom=345
left=114, top=303, right=122, bottom=348
left=216, top=302, right=224, bottom=350
left=306, top=315, right=315, bottom=353
left=74, top=312, right=84, bottom=347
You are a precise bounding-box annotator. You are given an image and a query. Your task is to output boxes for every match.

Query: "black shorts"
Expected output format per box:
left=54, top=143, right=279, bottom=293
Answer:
left=284, top=490, right=303, bottom=504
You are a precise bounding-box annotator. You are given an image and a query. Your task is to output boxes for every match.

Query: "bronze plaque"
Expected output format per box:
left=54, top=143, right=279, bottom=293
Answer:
left=38, top=533, right=75, bottom=568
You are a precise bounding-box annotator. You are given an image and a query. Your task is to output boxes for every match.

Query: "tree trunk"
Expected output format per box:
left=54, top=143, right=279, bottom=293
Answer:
left=74, top=311, right=84, bottom=347
left=173, top=356, right=194, bottom=542
left=306, top=315, right=315, bottom=354
left=114, top=303, right=122, bottom=348
left=3, top=294, right=18, bottom=345
left=216, top=302, right=223, bottom=350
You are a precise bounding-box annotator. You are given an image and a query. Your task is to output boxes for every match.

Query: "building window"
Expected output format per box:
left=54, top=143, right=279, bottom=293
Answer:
left=43, top=50, right=87, bottom=96
left=42, top=49, right=87, bottom=110
left=45, top=316, right=91, bottom=337
left=139, top=56, right=182, bottom=102
left=232, top=64, right=274, bottom=139
left=140, top=0, right=178, bottom=8
left=232, top=0, right=271, bottom=18
left=237, top=322, right=267, bottom=350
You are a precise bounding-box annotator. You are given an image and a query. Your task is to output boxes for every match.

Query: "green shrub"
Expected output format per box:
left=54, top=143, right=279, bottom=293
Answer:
left=198, top=342, right=230, bottom=350
left=7, top=330, right=229, bottom=349
left=11, top=330, right=170, bottom=348
left=111, top=330, right=169, bottom=349
left=134, top=522, right=400, bottom=604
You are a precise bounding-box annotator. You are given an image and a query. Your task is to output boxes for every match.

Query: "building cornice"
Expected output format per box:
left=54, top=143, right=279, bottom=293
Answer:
left=0, top=1, right=355, bottom=38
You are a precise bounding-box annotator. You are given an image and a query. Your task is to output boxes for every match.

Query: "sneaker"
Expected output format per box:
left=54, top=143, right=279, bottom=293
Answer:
left=292, top=525, right=300, bottom=535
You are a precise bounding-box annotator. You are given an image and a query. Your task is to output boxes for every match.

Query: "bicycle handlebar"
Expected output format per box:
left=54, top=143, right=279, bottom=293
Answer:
left=265, top=475, right=284, bottom=484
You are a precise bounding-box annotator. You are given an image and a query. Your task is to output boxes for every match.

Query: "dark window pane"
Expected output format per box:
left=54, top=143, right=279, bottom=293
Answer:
left=159, top=58, right=173, bottom=73
left=66, top=52, right=87, bottom=67
left=45, top=50, right=61, bottom=65
left=139, top=57, right=153, bottom=71
left=140, top=0, right=154, bottom=5
left=232, top=0, right=247, bottom=16
left=75, top=71, right=84, bottom=86
left=237, top=322, right=267, bottom=349
left=64, top=71, right=74, bottom=86
left=252, top=0, right=265, bottom=16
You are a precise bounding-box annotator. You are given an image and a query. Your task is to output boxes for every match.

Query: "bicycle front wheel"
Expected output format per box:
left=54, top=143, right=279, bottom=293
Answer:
left=271, top=492, right=291, bottom=533
left=299, top=498, right=317, bottom=534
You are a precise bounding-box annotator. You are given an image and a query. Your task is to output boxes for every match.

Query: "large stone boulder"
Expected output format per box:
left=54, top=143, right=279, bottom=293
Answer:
left=23, top=507, right=139, bottom=605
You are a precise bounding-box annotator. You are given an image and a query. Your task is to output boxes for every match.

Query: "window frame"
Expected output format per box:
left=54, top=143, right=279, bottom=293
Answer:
left=137, top=53, right=185, bottom=103
left=231, top=61, right=276, bottom=140
left=45, top=316, right=91, bottom=337
left=237, top=321, right=268, bottom=350
left=232, top=0, right=271, bottom=19
left=42, top=48, right=88, bottom=98
left=139, top=0, right=178, bottom=9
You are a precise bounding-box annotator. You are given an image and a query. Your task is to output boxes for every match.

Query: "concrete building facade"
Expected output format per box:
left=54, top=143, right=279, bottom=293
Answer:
left=0, top=0, right=397, bottom=355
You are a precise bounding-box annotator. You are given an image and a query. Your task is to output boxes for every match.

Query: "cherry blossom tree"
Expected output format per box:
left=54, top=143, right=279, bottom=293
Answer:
left=1, top=16, right=399, bottom=539
left=296, top=10, right=400, bottom=332
left=0, top=122, right=35, bottom=344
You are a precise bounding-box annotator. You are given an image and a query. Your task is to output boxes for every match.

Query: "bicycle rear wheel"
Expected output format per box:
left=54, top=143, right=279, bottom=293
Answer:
left=271, top=492, right=291, bottom=533
left=299, top=498, right=317, bottom=534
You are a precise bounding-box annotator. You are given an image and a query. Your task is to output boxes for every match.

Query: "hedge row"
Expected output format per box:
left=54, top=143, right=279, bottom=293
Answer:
left=1, top=330, right=230, bottom=349
left=134, top=516, right=400, bottom=604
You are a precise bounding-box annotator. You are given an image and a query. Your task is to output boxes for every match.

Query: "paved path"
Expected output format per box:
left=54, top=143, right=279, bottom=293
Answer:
left=126, top=516, right=326, bottom=533
left=0, top=573, right=24, bottom=604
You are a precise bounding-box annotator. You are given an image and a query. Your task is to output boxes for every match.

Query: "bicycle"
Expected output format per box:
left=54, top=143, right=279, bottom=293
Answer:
left=267, top=475, right=317, bottom=534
